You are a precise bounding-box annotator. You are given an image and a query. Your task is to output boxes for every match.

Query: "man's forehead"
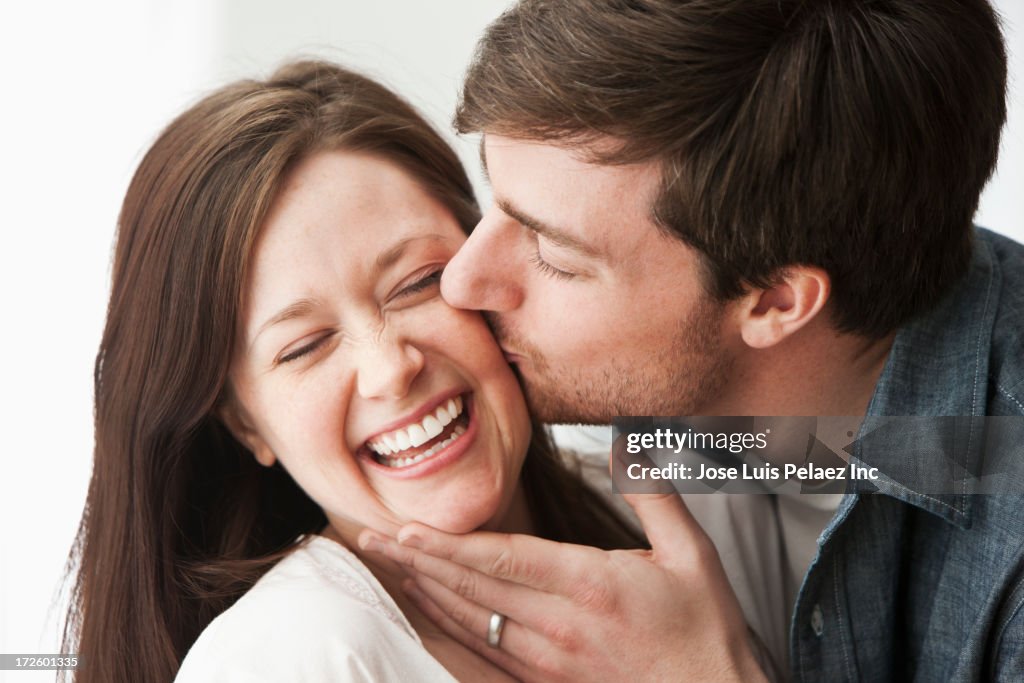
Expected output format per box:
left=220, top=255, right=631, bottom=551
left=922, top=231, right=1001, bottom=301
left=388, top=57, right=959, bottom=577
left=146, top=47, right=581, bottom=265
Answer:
left=481, top=134, right=663, bottom=261
left=481, top=133, right=595, bottom=173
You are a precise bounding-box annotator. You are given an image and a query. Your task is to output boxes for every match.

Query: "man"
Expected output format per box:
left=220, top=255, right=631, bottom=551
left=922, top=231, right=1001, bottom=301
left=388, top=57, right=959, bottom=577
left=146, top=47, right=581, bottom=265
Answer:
left=361, top=1, right=1024, bottom=680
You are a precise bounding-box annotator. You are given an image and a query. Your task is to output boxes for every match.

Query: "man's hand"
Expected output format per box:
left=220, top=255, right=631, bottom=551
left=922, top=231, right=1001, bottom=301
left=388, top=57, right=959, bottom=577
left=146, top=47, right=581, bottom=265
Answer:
left=359, top=491, right=768, bottom=682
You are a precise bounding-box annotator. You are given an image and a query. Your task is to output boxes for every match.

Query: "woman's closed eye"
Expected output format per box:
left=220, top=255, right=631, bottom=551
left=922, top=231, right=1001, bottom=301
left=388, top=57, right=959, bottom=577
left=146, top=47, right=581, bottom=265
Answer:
left=275, top=268, right=443, bottom=366
left=395, top=267, right=443, bottom=298
left=277, top=332, right=335, bottom=365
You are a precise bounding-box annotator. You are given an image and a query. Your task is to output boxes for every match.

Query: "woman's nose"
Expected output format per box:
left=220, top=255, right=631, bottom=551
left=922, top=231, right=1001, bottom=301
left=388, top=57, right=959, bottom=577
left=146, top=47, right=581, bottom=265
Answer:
left=441, top=210, right=525, bottom=312
left=354, top=335, right=425, bottom=400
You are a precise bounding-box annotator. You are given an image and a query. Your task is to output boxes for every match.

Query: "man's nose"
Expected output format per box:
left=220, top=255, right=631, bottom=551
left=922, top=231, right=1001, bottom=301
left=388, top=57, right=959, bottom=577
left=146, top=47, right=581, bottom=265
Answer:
left=354, top=335, right=425, bottom=400
left=441, top=209, right=525, bottom=312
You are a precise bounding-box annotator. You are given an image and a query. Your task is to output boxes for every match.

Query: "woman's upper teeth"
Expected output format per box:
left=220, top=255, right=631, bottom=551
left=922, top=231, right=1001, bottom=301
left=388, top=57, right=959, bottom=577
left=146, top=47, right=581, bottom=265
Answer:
left=368, top=396, right=464, bottom=456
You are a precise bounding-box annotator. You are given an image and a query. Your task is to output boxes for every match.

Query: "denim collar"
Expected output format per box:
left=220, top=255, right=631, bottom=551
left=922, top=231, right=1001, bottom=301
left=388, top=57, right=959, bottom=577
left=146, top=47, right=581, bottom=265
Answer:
left=854, top=230, right=1000, bottom=528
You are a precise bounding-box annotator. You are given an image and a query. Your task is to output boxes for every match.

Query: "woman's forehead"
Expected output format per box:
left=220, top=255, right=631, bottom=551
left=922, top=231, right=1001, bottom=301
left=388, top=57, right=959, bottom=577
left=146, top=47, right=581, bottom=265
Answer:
left=239, top=152, right=464, bottom=331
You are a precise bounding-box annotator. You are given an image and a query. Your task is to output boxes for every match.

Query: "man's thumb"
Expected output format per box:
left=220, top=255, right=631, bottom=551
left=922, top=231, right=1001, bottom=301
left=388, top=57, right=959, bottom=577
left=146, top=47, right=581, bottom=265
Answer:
left=622, top=492, right=708, bottom=563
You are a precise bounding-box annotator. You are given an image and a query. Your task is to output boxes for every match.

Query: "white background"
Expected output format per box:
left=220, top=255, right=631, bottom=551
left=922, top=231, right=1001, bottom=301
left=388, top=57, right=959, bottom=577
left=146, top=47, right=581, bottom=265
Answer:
left=1, top=1, right=1021, bottom=678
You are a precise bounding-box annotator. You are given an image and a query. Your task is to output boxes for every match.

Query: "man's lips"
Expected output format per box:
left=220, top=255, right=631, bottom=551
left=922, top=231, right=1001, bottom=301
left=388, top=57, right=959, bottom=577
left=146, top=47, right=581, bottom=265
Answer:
left=498, top=342, right=524, bottom=361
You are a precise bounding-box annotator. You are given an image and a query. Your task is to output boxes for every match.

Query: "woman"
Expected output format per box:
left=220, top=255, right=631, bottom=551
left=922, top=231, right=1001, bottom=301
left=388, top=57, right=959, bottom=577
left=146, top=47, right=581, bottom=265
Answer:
left=64, top=60, right=643, bottom=682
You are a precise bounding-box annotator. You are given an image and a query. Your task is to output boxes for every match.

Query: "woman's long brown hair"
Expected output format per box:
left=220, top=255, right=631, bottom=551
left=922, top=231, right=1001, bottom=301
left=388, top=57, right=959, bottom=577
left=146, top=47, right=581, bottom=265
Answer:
left=64, top=60, right=644, bottom=683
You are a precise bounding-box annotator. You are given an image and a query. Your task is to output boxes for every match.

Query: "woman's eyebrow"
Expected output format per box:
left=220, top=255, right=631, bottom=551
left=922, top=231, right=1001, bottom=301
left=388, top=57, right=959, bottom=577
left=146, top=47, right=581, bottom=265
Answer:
left=250, top=298, right=318, bottom=349
left=374, top=233, right=451, bottom=272
left=249, top=234, right=453, bottom=349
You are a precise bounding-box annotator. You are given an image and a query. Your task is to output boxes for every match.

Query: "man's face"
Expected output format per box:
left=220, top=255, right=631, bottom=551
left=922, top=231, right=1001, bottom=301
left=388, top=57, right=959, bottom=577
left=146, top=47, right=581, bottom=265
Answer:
left=441, top=135, right=735, bottom=423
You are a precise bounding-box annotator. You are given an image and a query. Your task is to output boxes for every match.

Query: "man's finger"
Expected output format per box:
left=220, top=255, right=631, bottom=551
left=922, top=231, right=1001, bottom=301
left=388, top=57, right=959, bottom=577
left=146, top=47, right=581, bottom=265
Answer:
left=621, top=492, right=710, bottom=564
left=610, top=431, right=677, bottom=495
left=390, top=525, right=596, bottom=594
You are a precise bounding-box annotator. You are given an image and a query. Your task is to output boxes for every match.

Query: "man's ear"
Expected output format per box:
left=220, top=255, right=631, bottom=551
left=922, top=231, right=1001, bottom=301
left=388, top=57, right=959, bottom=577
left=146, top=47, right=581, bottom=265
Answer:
left=735, top=266, right=831, bottom=349
left=217, top=399, right=276, bottom=468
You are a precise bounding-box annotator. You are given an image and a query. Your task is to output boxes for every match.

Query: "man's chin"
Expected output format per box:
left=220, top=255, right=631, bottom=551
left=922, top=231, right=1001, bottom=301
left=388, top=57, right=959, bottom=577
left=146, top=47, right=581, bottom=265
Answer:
left=518, top=377, right=609, bottom=425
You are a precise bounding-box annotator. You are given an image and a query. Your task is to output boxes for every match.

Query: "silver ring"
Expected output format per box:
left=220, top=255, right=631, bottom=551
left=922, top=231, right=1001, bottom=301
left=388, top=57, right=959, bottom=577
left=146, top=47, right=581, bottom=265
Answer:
left=487, top=611, right=507, bottom=648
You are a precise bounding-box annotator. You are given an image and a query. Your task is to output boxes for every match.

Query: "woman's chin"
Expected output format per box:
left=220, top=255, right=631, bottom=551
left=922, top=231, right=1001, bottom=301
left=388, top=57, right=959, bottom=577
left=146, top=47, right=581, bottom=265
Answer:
left=407, top=499, right=502, bottom=535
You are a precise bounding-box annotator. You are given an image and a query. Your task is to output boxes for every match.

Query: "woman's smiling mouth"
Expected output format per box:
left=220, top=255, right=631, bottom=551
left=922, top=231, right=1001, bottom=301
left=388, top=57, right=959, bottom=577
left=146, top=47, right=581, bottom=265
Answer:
left=360, top=394, right=475, bottom=475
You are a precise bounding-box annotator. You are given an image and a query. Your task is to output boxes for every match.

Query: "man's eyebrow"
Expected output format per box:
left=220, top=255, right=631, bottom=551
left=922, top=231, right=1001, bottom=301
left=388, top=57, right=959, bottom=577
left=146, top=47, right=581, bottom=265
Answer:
left=495, top=197, right=601, bottom=259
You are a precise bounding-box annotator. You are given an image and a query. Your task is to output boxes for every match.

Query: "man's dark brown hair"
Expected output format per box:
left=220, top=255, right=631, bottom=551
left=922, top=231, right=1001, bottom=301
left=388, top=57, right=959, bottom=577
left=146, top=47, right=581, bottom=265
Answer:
left=456, top=0, right=1007, bottom=337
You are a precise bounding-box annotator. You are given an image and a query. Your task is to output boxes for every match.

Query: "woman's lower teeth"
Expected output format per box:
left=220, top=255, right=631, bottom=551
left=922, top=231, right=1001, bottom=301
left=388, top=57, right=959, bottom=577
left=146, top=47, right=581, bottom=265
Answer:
left=379, top=424, right=466, bottom=468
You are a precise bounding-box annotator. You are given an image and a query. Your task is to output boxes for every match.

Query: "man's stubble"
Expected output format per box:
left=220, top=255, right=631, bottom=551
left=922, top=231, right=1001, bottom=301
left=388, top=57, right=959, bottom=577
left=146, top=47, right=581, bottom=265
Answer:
left=486, top=298, right=733, bottom=424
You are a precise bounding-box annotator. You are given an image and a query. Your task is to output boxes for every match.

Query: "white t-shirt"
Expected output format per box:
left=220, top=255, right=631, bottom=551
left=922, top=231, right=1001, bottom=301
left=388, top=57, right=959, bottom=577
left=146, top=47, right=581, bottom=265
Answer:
left=175, top=535, right=457, bottom=683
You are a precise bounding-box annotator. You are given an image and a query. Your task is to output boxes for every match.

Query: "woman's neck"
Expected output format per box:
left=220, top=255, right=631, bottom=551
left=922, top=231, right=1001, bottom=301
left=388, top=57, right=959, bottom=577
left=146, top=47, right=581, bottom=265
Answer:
left=320, top=483, right=533, bottom=681
left=485, top=478, right=534, bottom=536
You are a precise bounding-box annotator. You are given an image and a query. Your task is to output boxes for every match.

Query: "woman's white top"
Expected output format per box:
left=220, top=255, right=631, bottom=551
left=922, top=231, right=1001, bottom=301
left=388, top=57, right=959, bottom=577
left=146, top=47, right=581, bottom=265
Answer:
left=175, top=535, right=457, bottom=682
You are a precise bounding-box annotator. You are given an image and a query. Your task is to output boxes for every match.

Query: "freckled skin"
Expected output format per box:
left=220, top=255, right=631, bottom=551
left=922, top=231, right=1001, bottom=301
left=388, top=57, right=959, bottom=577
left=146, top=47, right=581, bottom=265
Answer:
left=223, top=150, right=532, bottom=545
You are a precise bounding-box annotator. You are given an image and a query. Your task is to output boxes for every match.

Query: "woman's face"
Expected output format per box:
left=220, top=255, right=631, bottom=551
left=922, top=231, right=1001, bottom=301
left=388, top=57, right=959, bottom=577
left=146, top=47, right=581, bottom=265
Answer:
left=225, top=150, right=530, bottom=538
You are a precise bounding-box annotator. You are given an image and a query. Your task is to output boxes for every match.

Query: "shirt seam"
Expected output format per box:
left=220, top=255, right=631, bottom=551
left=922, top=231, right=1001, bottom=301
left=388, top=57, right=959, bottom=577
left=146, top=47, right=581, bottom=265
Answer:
left=994, top=383, right=1024, bottom=414
left=879, top=477, right=960, bottom=515
left=965, top=242, right=995, bottom=502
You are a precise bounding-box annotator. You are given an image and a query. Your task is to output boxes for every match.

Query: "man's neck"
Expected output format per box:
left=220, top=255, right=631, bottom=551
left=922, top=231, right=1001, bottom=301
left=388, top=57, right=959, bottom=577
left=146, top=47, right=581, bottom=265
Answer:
left=709, top=316, right=895, bottom=417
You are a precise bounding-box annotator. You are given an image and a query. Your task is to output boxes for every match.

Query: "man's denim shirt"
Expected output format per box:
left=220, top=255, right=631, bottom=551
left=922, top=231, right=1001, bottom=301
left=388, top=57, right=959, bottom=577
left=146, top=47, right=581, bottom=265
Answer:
left=791, top=228, right=1024, bottom=681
